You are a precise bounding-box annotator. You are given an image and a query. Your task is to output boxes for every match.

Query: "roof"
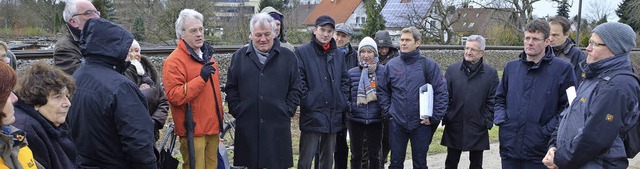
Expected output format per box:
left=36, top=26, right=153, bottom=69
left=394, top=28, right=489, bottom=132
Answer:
left=289, top=3, right=318, bottom=28
left=303, top=0, right=362, bottom=26
left=450, top=7, right=515, bottom=36
left=381, top=0, right=434, bottom=28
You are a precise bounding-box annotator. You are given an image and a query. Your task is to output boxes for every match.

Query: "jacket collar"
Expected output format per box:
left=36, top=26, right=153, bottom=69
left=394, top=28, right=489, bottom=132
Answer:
left=459, top=57, right=485, bottom=76
left=310, top=33, right=337, bottom=54
left=14, top=100, right=67, bottom=138
left=582, top=53, right=633, bottom=79
left=177, top=39, right=215, bottom=63
left=245, top=39, right=281, bottom=56
left=400, top=49, right=421, bottom=64
left=519, top=45, right=555, bottom=70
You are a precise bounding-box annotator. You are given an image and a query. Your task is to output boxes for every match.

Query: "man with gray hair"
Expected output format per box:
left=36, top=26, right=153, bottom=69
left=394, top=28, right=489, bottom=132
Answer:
left=225, top=12, right=302, bottom=169
left=378, top=26, right=448, bottom=169
left=441, top=35, right=499, bottom=169
left=54, top=0, right=100, bottom=75
left=162, top=9, right=223, bottom=169
left=543, top=22, right=639, bottom=169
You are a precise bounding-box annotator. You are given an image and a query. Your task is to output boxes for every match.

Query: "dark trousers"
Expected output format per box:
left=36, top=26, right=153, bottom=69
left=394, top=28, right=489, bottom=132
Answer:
left=444, top=148, right=484, bottom=169
left=298, top=132, right=337, bottom=169
left=334, top=129, right=349, bottom=169
left=381, top=119, right=390, bottom=165
left=349, top=122, right=383, bottom=169
left=501, top=159, right=547, bottom=169
left=388, top=120, right=434, bottom=169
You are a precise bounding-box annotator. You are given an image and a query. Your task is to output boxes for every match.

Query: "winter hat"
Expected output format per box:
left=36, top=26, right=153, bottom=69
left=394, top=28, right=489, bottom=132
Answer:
left=335, top=23, right=353, bottom=36
left=358, top=37, right=379, bottom=62
left=315, top=15, right=335, bottom=29
left=592, top=22, right=637, bottom=55
left=0, top=63, right=16, bottom=118
left=374, top=30, right=394, bottom=48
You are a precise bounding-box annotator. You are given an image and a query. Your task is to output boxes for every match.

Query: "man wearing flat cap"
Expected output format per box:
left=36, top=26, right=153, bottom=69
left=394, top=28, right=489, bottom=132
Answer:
left=543, top=22, right=640, bottom=169
left=332, top=23, right=356, bottom=169
left=295, top=15, right=350, bottom=169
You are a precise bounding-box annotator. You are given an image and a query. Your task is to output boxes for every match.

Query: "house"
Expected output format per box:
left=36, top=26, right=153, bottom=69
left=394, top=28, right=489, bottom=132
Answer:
left=303, top=0, right=366, bottom=33
left=286, top=3, right=318, bottom=31
left=380, top=0, right=437, bottom=44
left=211, top=0, right=261, bottom=22
left=450, top=7, right=516, bottom=44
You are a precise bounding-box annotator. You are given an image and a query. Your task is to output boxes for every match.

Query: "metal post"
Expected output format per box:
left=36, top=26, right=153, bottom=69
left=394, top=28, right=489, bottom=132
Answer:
left=576, top=0, right=583, bottom=47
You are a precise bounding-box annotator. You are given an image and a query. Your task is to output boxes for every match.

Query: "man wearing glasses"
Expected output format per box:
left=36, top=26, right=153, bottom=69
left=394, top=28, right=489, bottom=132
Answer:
left=543, top=22, right=639, bottom=169
left=494, top=20, right=576, bottom=168
left=441, top=35, right=499, bottom=169
left=54, top=0, right=100, bottom=75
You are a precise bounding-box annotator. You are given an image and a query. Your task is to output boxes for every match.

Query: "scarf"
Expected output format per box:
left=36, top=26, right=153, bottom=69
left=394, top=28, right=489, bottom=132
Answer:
left=356, top=57, right=379, bottom=105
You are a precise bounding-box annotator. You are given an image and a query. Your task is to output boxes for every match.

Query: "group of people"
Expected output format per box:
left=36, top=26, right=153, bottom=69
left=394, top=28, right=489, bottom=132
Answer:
left=0, top=0, right=638, bottom=168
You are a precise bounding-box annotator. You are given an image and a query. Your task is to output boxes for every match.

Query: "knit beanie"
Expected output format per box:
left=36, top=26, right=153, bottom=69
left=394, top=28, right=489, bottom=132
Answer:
left=358, top=37, right=379, bottom=62
left=592, top=22, right=637, bottom=55
left=0, top=63, right=16, bottom=118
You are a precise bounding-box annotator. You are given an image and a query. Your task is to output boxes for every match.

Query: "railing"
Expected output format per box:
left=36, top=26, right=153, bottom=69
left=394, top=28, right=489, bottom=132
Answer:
left=13, top=45, right=640, bottom=59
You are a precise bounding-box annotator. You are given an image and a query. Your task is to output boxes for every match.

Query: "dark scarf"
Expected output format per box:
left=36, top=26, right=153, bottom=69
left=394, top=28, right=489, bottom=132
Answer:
left=462, top=58, right=483, bottom=77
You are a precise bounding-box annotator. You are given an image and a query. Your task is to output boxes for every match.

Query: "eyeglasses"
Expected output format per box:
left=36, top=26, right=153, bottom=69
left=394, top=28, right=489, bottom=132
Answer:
left=464, top=47, right=483, bottom=53
left=588, top=40, right=606, bottom=47
left=523, top=37, right=544, bottom=43
left=72, top=10, right=100, bottom=17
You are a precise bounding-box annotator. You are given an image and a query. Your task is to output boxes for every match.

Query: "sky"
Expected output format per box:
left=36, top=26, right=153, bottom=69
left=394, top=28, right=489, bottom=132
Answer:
left=531, top=0, right=623, bottom=22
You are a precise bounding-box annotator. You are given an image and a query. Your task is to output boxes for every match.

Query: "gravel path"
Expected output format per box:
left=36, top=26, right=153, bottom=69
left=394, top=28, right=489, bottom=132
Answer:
left=394, top=143, right=640, bottom=169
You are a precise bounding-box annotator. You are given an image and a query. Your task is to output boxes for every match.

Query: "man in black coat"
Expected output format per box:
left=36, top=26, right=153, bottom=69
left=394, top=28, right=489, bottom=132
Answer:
left=225, top=13, right=302, bottom=169
left=295, top=15, right=350, bottom=169
left=67, top=18, right=157, bottom=169
left=441, top=35, right=499, bottom=169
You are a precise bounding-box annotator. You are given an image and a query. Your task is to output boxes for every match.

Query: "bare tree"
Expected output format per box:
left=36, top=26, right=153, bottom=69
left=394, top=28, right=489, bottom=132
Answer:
left=399, top=0, right=464, bottom=44
left=586, top=0, right=612, bottom=23
left=473, top=0, right=542, bottom=33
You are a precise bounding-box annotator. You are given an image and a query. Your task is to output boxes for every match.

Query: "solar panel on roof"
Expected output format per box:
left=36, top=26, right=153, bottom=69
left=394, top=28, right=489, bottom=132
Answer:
left=381, top=0, right=434, bottom=28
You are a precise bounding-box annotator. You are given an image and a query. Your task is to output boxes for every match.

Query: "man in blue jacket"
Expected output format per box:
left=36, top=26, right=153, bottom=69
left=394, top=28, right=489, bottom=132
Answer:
left=295, top=15, right=350, bottom=169
left=494, top=20, right=576, bottom=168
left=67, top=18, right=157, bottom=168
left=548, top=16, right=586, bottom=84
left=543, top=22, right=639, bottom=169
left=378, top=26, right=448, bottom=169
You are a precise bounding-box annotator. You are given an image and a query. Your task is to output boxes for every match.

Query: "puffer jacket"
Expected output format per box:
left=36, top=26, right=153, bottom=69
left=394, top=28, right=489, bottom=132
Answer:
left=347, top=64, right=385, bottom=124
left=552, top=54, right=639, bottom=169
left=295, top=35, right=350, bottom=133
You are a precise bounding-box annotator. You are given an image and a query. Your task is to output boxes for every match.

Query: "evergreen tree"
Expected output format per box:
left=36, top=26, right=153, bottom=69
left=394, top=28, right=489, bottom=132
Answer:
left=556, top=0, right=570, bottom=18
left=92, top=0, right=116, bottom=21
left=133, top=15, right=145, bottom=41
left=616, top=0, right=640, bottom=31
left=362, top=0, right=386, bottom=37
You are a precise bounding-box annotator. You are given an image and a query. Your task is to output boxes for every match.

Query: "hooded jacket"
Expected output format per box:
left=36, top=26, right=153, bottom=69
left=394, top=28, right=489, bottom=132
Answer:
left=374, top=31, right=399, bottom=65
left=68, top=18, right=157, bottom=169
left=295, top=34, right=350, bottom=133
left=0, top=125, right=41, bottom=169
left=552, top=54, right=639, bottom=169
left=13, top=100, right=76, bottom=169
left=494, top=46, right=576, bottom=160
left=260, top=7, right=295, bottom=52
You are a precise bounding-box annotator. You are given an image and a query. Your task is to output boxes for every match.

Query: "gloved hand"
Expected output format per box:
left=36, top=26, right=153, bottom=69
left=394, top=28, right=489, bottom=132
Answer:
left=200, top=62, right=216, bottom=82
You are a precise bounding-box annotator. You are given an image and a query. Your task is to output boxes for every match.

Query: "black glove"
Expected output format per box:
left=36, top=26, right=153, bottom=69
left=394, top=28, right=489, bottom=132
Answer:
left=200, top=62, right=216, bottom=82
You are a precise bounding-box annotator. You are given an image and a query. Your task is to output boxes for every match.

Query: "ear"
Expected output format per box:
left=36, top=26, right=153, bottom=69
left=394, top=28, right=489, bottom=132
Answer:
left=68, top=18, right=80, bottom=29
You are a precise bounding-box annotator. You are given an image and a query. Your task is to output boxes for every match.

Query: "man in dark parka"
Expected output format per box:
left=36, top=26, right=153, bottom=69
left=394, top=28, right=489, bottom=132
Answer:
left=441, top=35, right=499, bottom=169
left=225, top=13, right=302, bottom=169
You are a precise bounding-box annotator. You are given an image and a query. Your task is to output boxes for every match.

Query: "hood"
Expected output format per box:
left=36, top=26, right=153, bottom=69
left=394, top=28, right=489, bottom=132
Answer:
left=582, top=54, right=634, bottom=79
left=261, top=6, right=287, bottom=43
left=80, top=18, right=134, bottom=71
left=374, top=30, right=396, bottom=49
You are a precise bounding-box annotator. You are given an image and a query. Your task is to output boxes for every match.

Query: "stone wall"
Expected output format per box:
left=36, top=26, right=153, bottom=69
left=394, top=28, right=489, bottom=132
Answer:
left=15, top=50, right=640, bottom=84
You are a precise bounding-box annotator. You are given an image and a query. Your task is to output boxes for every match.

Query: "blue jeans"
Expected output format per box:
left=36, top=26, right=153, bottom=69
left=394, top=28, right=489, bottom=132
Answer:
left=388, top=119, right=434, bottom=169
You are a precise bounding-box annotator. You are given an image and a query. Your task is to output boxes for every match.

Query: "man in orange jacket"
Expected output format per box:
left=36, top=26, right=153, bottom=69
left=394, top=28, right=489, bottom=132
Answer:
left=162, top=9, right=223, bottom=169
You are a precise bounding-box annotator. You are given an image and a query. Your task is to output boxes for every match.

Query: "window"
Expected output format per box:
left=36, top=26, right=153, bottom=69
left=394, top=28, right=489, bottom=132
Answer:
left=356, top=16, right=366, bottom=27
